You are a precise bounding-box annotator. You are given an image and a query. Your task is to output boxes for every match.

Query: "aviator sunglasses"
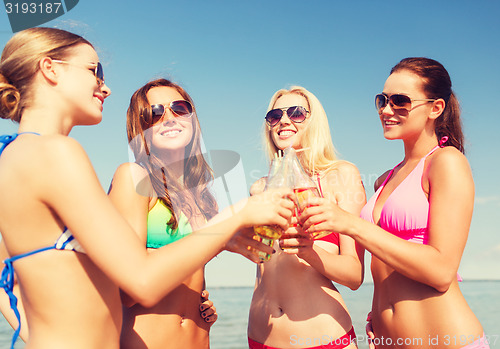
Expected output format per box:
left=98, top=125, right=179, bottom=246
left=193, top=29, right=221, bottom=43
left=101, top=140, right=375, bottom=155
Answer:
left=265, top=106, right=309, bottom=127
left=148, top=100, right=194, bottom=124
left=375, top=93, right=436, bottom=112
left=52, top=59, right=104, bottom=86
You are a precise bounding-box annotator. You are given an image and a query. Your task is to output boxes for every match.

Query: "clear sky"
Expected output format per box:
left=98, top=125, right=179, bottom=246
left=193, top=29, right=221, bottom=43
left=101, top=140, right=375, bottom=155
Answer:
left=1, top=0, right=499, bottom=286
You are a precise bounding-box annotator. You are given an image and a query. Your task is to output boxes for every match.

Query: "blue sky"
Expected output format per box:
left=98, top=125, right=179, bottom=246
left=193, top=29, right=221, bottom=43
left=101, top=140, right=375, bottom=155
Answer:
left=1, top=0, right=499, bottom=286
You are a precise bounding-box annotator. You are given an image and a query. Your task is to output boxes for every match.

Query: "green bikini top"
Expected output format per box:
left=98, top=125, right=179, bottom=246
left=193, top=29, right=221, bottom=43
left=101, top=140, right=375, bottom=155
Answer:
left=146, top=199, right=193, bottom=249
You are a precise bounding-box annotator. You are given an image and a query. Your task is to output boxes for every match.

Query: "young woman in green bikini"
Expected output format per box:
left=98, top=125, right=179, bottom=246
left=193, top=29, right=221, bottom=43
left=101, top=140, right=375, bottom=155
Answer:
left=108, top=78, right=271, bottom=348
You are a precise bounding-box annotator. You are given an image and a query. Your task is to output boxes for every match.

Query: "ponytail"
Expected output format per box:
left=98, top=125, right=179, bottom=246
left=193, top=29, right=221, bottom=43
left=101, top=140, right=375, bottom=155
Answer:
left=435, top=92, right=464, bottom=153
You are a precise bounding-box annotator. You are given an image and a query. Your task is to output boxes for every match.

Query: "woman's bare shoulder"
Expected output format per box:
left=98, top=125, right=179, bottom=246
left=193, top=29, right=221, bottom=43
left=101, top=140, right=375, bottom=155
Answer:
left=324, top=160, right=360, bottom=177
left=113, top=162, right=149, bottom=181
left=427, top=146, right=472, bottom=187
left=111, top=162, right=153, bottom=198
left=27, top=135, right=96, bottom=185
left=321, top=160, right=362, bottom=187
left=429, top=146, right=469, bottom=172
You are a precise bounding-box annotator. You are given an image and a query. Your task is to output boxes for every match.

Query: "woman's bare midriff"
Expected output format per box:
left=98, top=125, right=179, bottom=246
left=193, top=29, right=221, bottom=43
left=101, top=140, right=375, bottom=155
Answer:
left=371, top=256, right=484, bottom=349
left=249, top=251, right=355, bottom=348
left=121, top=267, right=209, bottom=349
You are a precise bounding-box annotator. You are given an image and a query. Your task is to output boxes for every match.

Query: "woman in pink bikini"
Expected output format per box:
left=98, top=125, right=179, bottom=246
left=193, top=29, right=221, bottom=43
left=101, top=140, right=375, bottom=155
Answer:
left=301, top=57, right=489, bottom=349
left=248, top=86, right=366, bottom=349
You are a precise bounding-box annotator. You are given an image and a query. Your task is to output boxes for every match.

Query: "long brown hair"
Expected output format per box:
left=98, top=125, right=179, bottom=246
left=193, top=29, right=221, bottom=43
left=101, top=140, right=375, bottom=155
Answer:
left=390, top=57, right=464, bottom=153
left=127, top=78, right=218, bottom=229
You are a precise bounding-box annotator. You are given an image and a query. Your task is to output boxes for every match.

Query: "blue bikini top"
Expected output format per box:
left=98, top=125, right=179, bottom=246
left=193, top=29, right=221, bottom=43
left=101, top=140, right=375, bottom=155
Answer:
left=0, top=132, right=84, bottom=348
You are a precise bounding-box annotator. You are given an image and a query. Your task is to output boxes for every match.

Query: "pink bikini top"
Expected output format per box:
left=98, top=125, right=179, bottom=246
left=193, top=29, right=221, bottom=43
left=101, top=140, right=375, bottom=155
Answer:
left=360, top=145, right=440, bottom=244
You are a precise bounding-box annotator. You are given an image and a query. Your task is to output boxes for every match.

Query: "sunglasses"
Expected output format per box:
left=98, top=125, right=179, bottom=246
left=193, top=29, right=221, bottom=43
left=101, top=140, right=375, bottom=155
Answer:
left=375, top=93, right=436, bottom=112
left=52, top=59, right=104, bottom=86
left=149, top=100, right=193, bottom=124
left=265, top=106, right=309, bottom=127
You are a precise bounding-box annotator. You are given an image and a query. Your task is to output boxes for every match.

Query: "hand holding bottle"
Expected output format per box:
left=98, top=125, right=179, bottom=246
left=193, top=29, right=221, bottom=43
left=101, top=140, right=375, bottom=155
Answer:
left=252, top=156, right=289, bottom=261
left=278, top=215, right=314, bottom=254
left=224, top=227, right=275, bottom=264
left=298, top=196, right=353, bottom=238
left=286, top=147, right=332, bottom=239
left=240, top=187, right=294, bottom=229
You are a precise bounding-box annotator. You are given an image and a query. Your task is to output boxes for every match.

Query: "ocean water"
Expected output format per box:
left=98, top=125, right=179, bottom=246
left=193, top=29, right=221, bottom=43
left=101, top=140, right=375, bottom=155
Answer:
left=208, top=281, right=500, bottom=349
left=1, top=281, right=498, bottom=348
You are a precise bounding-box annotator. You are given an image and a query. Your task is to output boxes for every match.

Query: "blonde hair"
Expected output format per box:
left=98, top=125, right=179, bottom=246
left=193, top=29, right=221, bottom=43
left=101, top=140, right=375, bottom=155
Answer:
left=0, top=27, right=91, bottom=122
left=263, top=86, right=339, bottom=174
left=127, top=78, right=218, bottom=229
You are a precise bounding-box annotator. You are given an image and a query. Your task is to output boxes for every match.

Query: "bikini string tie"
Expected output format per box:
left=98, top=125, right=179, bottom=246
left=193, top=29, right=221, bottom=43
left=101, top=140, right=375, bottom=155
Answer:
left=0, top=258, right=22, bottom=349
left=0, top=245, right=55, bottom=348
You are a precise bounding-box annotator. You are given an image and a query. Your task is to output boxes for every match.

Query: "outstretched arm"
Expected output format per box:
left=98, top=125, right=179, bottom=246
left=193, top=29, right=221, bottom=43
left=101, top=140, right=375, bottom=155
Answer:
left=223, top=176, right=275, bottom=262
left=302, top=148, right=473, bottom=292
left=39, top=137, right=293, bottom=307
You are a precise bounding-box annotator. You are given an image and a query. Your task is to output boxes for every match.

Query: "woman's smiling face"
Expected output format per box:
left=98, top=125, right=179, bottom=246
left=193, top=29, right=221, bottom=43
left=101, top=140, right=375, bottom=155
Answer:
left=379, top=70, right=436, bottom=142
left=270, top=93, right=310, bottom=150
left=147, top=86, right=194, bottom=156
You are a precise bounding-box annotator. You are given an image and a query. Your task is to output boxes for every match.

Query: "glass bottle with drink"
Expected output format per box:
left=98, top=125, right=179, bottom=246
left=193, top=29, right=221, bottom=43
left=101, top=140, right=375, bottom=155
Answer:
left=286, top=147, right=332, bottom=239
left=252, top=155, right=287, bottom=261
